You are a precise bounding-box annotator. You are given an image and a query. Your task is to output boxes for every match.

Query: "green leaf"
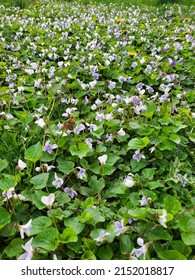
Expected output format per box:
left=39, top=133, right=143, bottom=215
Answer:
left=30, top=217, right=52, bottom=235
left=30, top=173, right=49, bottom=189
left=78, top=210, right=94, bottom=223
left=88, top=176, right=105, bottom=195
left=0, top=207, right=11, bottom=230
left=82, top=197, right=94, bottom=209
left=70, top=143, right=90, bottom=159
left=142, top=168, right=155, bottom=179
left=0, top=176, right=18, bottom=190
left=41, top=152, right=56, bottom=162
left=157, top=250, right=186, bottom=260
left=57, top=157, right=75, bottom=175
left=142, top=101, right=156, bottom=118
left=128, top=121, right=141, bottom=130
left=171, top=241, right=192, bottom=257
left=78, top=186, right=93, bottom=197
left=130, top=158, right=148, bottom=172
left=158, top=139, right=176, bottom=151
left=128, top=208, right=148, bottom=220
left=97, top=245, right=113, bottom=260
left=88, top=162, right=101, bottom=175
left=0, top=159, right=8, bottom=172
left=106, top=153, right=121, bottom=165
left=189, top=133, right=195, bottom=143
left=33, top=228, right=59, bottom=250
left=146, top=226, right=171, bottom=241
left=164, top=195, right=181, bottom=215
left=14, top=110, right=33, bottom=125
left=182, top=233, right=195, bottom=246
left=59, top=227, right=78, bottom=244
left=25, top=142, right=43, bottom=163
left=103, top=165, right=116, bottom=175
left=64, top=217, right=85, bottom=234
left=180, top=216, right=195, bottom=233
left=178, top=213, right=191, bottom=232
left=55, top=191, right=71, bottom=206
left=147, top=181, right=164, bottom=189
left=169, top=134, right=181, bottom=144
left=81, top=250, right=96, bottom=260
left=119, top=235, right=134, bottom=254
left=128, top=137, right=150, bottom=150
left=4, top=238, right=23, bottom=258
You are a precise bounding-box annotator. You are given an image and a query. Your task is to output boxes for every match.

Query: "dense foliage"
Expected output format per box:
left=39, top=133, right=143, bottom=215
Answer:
left=0, top=0, right=195, bottom=260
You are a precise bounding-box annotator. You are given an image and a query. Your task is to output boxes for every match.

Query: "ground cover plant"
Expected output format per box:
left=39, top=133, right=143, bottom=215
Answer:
left=0, top=0, right=195, bottom=260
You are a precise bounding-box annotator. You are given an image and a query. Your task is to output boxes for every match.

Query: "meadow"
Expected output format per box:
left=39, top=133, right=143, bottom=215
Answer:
left=0, top=0, right=195, bottom=260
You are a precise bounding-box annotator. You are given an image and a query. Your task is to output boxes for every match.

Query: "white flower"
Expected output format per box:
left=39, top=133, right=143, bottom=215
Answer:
left=118, top=128, right=126, bottom=136
left=19, top=219, right=32, bottom=239
left=98, top=154, right=108, bottom=166
left=41, top=193, right=55, bottom=207
left=158, top=210, right=167, bottom=228
left=91, top=104, right=97, bottom=110
left=105, top=113, right=113, bottom=120
left=131, top=238, right=147, bottom=260
left=18, top=159, right=26, bottom=170
left=124, top=173, right=135, bottom=188
left=18, top=238, right=33, bottom=260
left=52, top=173, right=64, bottom=188
left=85, top=138, right=93, bottom=148
left=35, top=118, right=45, bottom=128
left=2, top=187, right=15, bottom=202
left=89, top=80, right=97, bottom=88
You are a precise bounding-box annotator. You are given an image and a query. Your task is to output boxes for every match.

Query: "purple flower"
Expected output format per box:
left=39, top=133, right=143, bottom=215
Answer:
left=105, top=134, right=113, bottom=142
left=133, top=150, right=146, bottom=162
left=64, top=187, right=77, bottom=198
left=128, top=218, right=133, bottom=225
left=108, top=81, right=116, bottom=90
left=52, top=173, right=64, bottom=188
left=118, top=76, right=127, bottom=83
left=134, top=102, right=147, bottom=115
left=179, top=174, right=188, bottom=186
left=43, top=141, right=58, bottom=154
left=96, top=113, right=105, bottom=121
left=138, top=196, right=148, bottom=206
left=136, top=82, right=144, bottom=90
left=163, top=44, right=170, bottom=51
left=131, top=238, right=147, bottom=260
left=114, top=219, right=127, bottom=236
left=116, top=95, right=123, bottom=104
left=94, top=230, right=110, bottom=243
left=77, top=167, right=86, bottom=179
left=132, top=62, right=138, bottom=68
left=85, top=138, right=93, bottom=148
left=73, top=123, right=85, bottom=134
left=144, top=65, right=152, bottom=74
left=130, top=96, right=140, bottom=104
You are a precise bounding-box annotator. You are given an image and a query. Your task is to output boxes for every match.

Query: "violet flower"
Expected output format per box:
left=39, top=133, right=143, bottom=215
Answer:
left=133, top=150, right=146, bottom=162
left=52, top=173, right=64, bottom=188
left=114, top=219, right=128, bottom=236
left=94, top=230, right=110, bottom=243
left=64, top=187, right=77, bottom=198
left=43, top=141, right=58, bottom=154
